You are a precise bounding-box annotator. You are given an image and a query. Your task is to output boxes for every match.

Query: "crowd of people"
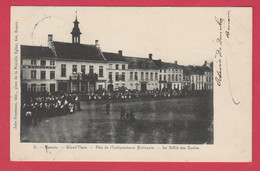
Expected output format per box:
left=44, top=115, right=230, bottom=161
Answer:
left=21, top=93, right=81, bottom=125
left=21, top=87, right=211, bottom=125
left=79, top=87, right=188, bottom=101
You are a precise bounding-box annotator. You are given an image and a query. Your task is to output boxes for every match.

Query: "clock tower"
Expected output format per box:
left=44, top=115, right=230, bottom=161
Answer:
left=71, top=13, right=82, bottom=44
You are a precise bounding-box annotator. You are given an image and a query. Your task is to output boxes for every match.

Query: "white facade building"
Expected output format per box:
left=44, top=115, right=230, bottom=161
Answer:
left=20, top=16, right=213, bottom=94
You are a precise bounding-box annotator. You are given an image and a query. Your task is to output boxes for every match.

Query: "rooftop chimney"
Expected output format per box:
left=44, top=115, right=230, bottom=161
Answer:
left=149, top=53, right=153, bottom=60
left=118, top=50, right=123, bottom=56
left=175, top=61, right=178, bottom=64
left=95, top=40, right=99, bottom=46
left=48, top=34, right=53, bottom=49
left=159, top=59, right=161, bottom=63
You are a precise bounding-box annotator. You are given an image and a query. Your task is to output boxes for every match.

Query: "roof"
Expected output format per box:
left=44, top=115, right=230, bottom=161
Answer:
left=153, top=60, right=182, bottom=69
left=124, top=56, right=158, bottom=69
left=161, top=62, right=182, bottom=69
left=21, top=45, right=54, bottom=58
left=53, top=41, right=105, bottom=61
left=103, top=52, right=126, bottom=62
left=183, top=65, right=212, bottom=75
left=153, top=59, right=163, bottom=68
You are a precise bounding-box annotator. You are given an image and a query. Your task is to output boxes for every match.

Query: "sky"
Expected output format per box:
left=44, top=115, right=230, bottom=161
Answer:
left=12, top=7, right=228, bottom=65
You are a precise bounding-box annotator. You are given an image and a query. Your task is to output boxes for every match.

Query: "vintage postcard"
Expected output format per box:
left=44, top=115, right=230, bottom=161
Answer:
left=10, top=7, right=252, bottom=162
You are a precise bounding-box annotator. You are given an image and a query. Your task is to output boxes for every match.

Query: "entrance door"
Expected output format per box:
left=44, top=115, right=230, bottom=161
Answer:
left=58, top=82, right=68, bottom=93
left=141, top=83, right=147, bottom=92
left=21, top=83, right=27, bottom=93
left=167, top=83, right=172, bottom=90
left=50, top=84, right=55, bottom=94
left=89, top=82, right=95, bottom=92
left=107, top=84, right=113, bottom=92
left=192, top=83, right=195, bottom=91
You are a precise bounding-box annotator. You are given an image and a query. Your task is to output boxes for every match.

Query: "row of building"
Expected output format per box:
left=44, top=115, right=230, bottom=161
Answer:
left=20, top=16, right=213, bottom=94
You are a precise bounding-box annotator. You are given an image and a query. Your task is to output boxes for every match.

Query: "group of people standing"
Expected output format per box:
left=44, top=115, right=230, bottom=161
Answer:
left=21, top=93, right=138, bottom=126
left=21, top=94, right=81, bottom=125
left=105, top=103, right=136, bottom=122
left=120, top=107, right=136, bottom=122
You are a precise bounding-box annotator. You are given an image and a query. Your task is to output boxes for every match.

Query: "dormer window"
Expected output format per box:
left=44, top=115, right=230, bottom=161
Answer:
left=31, top=60, right=36, bottom=65
left=40, top=60, right=46, bottom=66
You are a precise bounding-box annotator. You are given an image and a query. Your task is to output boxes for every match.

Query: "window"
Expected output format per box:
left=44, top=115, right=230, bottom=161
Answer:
left=72, top=65, right=77, bottom=73
left=31, top=60, right=36, bottom=65
left=109, top=64, right=112, bottom=69
left=50, top=60, right=55, bottom=66
left=130, top=72, right=133, bottom=80
left=99, top=66, right=103, bottom=77
left=164, top=69, right=166, bottom=73
left=40, top=60, right=46, bottom=66
left=176, top=74, right=178, bottom=81
left=168, top=74, right=171, bottom=81
left=41, top=71, right=46, bottom=79
left=135, top=72, right=138, bottom=80
left=116, top=64, right=119, bottom=69
left=164, top=75, right=166, bottom=81
left=150, top=73, right=153, bottom=80
left=172, top=74, right=175, bottom=81
left=122, top=72, right=125, bottom=81
left=159, top=75, right=162, bottom=81
left=31, top=70, right=36, bottom=79
left=146, top=72, right=149, bottom=80
left=109, top=72, right=112, bottom=80
left=61, top=64, right=66, bottom=77
left=160, top=69, right=162, bottom=73
left=155, top=73, right=158, bottom=80
left=81, top=65, right=85, bottom=74
left=50, top=71, right=55, bottom=79
left=40, top=84, right=46, bottom=92
left=179, top=74, right=182, bottom=81
left=122, top=65, right=125, bottom=70
left=115, top=72, right=119, bottom=81
left=89, top=66, right=94, bottom=74
left=141, top=72, right=144, bottom=80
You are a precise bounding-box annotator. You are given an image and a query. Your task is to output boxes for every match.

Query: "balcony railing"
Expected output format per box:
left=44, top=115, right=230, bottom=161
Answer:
left=70, top=73, right=98, bottom=81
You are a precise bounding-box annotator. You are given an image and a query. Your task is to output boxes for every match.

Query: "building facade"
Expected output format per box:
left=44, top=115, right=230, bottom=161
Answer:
left=21, top=16, right=213, bottom=94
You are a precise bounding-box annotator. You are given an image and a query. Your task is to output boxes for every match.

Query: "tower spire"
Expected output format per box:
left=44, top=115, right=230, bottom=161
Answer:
left=71, top=11, right=82, bottom=44
left=75, top=11, right=78, bottom=22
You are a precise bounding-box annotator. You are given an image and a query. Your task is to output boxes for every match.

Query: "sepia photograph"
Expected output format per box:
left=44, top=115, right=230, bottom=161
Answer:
left=19, top=7, right=213, bottom=144
left=10, top=7, right=252, bottom=162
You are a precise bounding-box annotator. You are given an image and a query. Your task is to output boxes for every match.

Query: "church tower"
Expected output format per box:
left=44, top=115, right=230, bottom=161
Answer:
left=71, top=12, right=82, bottom=44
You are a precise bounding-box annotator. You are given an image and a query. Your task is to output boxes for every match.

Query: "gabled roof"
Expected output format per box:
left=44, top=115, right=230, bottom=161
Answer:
left=21, top=45, right=54, bottom=58
left=124, top=56, right=158, bottom=69
left=103, top=52, right=126, bottom=62
left=53, top=41, right=105, bottom=61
